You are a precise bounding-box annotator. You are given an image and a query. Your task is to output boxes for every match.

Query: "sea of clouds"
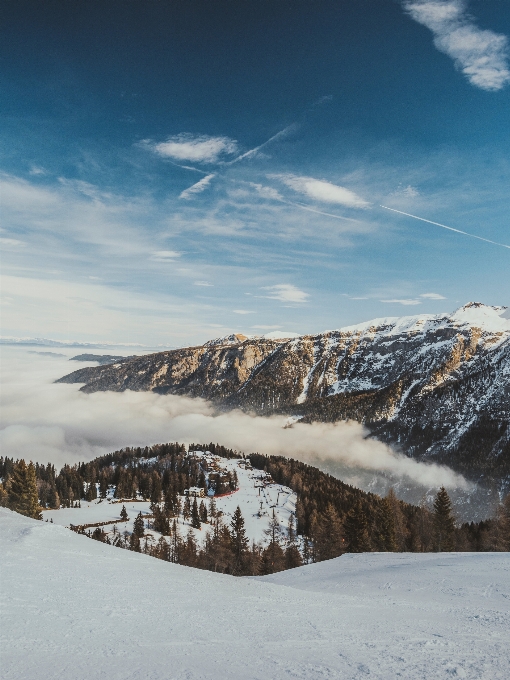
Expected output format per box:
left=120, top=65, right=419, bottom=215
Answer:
left=0, top=346, right=470, bottom=496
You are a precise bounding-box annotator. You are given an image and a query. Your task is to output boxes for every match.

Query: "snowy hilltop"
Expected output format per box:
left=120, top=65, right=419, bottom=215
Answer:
left=57, top=303, right=510, bottom=490
left=2, top=507, right=510, bottom=680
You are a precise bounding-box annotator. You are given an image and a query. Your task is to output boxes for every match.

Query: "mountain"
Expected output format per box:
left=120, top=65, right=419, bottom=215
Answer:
left=2, top=508, right=509, bottom=680
left=57, top=303, right=510, bottom=487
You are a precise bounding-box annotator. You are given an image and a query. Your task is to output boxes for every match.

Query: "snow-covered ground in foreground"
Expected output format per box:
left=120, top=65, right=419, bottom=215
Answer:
left=2, top=508, right=509, bottom=680
left=41, top=455, right=297, bottom=546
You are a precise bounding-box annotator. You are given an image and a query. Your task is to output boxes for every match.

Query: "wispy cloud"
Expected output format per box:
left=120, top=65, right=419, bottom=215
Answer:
left=233, top=309, right=255, bottom=314
left=179, top=173, right=216, bottom=199
left=262, top=284, right=309, bottom=304
left=152, top=134, right=238, bottom=163
left=151, top=250, right=181, bottom=260
left=194, top=281, right=213, bottom=287
left=403, top=0, right=510, bottom=91
left=381, top=298, right=422, bottom=306
left=272, top=173, right=369, bottom=208
left=420, top=292, right=446, bottom=299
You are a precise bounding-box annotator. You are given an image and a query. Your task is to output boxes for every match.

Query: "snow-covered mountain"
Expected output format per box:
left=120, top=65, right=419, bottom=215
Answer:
left=57, top=303, right=510, bottom=487
left=2, top=507, right=509, bottom=680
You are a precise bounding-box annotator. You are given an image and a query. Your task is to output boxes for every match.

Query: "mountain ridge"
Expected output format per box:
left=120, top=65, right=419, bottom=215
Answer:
left=56, top=303, right=510, bottom=488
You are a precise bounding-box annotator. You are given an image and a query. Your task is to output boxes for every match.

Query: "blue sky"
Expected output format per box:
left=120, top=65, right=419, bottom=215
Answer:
left=1, top=0, right=509, bottom=345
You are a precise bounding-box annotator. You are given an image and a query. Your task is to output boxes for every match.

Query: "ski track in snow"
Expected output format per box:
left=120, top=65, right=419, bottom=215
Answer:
left=2, top=508, right=510, bottom=680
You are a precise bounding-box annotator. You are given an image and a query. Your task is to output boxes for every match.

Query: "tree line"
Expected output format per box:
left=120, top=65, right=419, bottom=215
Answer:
left=1, top=443, right=509, bottom=579
left=249, top=454, right=510, bottom=555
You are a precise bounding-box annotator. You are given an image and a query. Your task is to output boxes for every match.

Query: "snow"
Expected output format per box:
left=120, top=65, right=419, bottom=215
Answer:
left=328, top=303, right=510, bottom=338
left=41, top=455, right=297, bottom=547
left=2, top=508, right=509, bottom=680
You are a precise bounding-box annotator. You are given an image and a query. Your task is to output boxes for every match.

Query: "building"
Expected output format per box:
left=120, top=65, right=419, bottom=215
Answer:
left=184, top=487, right=205, bottom=498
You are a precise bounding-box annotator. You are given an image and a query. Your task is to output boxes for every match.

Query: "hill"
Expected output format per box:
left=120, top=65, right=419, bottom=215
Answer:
left=2, top=507, right=509, bottom=680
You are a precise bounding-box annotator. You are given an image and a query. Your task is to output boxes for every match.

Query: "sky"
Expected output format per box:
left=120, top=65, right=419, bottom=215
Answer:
left=1, top=0, right=510, bottom=346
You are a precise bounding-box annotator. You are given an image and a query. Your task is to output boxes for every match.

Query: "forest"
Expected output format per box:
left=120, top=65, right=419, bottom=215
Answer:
left=1, top=442, right=509, bottom=577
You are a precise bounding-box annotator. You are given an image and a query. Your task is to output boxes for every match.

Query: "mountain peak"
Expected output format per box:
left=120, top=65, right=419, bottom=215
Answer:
left=451, top=302, right=509, bottom=331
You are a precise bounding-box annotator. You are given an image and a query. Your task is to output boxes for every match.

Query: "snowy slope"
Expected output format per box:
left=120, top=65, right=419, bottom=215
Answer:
left=2, top=508, right=509, bottom=680
left=42, top=455, right=297, bottom=547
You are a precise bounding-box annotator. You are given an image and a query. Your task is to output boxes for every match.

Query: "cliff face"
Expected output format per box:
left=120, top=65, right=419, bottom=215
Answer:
left=57, top=303, right=510, bottom=485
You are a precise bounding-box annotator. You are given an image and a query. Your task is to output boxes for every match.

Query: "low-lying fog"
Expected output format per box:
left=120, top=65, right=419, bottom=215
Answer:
left=1, top=346, right=497, bottom=520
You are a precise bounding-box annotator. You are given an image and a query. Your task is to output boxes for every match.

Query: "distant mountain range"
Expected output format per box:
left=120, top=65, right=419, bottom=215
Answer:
left=57, top=303, right=510, bottom=490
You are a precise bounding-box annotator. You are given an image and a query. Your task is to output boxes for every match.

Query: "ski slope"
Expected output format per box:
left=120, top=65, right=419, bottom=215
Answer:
left=41, top=455, right=297, bottom=547
left=2, top=508, right=509, bottom=680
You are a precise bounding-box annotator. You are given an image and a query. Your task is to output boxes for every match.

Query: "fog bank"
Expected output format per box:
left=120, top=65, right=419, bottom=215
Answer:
left=0, top=347, right=469, bottom=492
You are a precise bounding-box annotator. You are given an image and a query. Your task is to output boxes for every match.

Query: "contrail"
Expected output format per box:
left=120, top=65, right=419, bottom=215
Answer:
left=290, top=201, right=362, bottom=223
left=381, top=205, right=510, bottom=250
left=225, top=123, right=299, bottom=165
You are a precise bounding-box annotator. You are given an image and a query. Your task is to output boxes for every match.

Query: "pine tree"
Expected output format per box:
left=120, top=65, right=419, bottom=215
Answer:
left=191, top=497, right=201, bottom=529
left=260, top=541, right=286, bottom=575
left=314, top=503, right=343, bottom=561
left=183, top=496, right=191, bottom=521
left=285, top=544, right=303, bottom=570
left=343, top=501, right=371, bottom=553
left=7, top=460, right=42, bottom=519
left=230, top=506, right=249, bottom=574
left=199, top=500, right=208, bottom=524
left=120, top=505, right=128, bottom=522
left=433, top=487, right=455, bottom=552
left=208, top=497, right=217, bottom=519
left=377, top=495, right=398, bottom=552
left=501, top=493, right=510, bottom=550
left=133, top=511, right=145, bottom=538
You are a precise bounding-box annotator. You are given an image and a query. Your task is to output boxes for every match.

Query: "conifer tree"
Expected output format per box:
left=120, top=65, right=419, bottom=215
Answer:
left=343, top=501, right=371, bottom=553
left=433, top=487, right=455, bottom=552
left=191, top=497, right=201, bottom=529
left=285, top=544, right=303, bottom=570
left=230, top=506, right=249, bottom=574
left=133, top=511, right=145, bottom=538
left=260, top=541, right=286, bottom=574
left=501, top=493, right=510, bottom=550
left=208, top=497, right=217, bottom=520
left=314, top=503, right=343, bottom=561
left=287, top=513, right=296, bottom=544
left=129, top=532, right=141, bottom=552
left=377, top=495, right=398, bottom=552
left=199, top=500, right=207, bottom=524
left=120, top=505, right=129, bottom=522
left=7, top=460, right=42, bottom=519
left=183, top=496, right=191, bottom=521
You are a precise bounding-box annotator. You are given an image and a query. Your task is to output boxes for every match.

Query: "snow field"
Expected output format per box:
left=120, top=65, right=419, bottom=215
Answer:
left=2, top=508, right=509, bottom=680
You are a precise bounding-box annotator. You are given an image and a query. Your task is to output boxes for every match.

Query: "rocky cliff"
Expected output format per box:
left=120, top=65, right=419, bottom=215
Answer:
left=57, top=303, right=510, bottom=486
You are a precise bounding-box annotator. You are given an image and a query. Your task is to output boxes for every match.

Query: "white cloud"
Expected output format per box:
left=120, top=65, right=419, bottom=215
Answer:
left=0, top=237, right=26, bottom=248
left=381, top=298, right=422, bottom=306
left=194, top=281, right=213, bottom=287
left=151, top=250, right=181, bottom=259
left=179, top=174, right=216, bottom=199
left=404, top=0, right=510, bottom=91
left=262, top=284, right=309, bottom=304
left=152, top=134, right=238, bottom=163
left=420, top=292, right=446, bottom=299
left=249, top=182, right=285, bottom=201
left=272, top=173, right=369, bottom=208
left=28, top=166, right=46, bottom=176
left=233, top=309, right=255, bottom=315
